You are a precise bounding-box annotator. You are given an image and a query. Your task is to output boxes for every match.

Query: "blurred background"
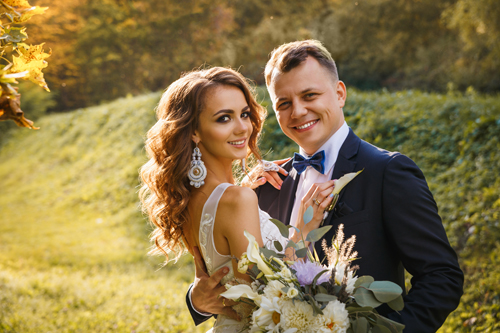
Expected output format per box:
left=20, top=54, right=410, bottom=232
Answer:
left=0, top=0, right=499, bottom=332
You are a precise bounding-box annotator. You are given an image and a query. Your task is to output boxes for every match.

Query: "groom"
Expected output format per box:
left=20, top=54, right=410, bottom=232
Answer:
left=186, top=40, right=463, bottom=332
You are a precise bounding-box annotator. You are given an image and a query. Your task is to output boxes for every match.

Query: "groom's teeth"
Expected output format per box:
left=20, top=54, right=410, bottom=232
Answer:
left=297, top=120, right=317, bottom=130
left=229, top=140, right=245, bottom=145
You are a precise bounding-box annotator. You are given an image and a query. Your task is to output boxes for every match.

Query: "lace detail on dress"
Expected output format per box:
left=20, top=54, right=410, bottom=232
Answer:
left=199, top=212, right=214, bottom=276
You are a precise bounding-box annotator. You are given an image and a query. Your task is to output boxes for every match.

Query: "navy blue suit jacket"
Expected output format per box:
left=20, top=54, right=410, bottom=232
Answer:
left=187, top=129, right=463, bottom=332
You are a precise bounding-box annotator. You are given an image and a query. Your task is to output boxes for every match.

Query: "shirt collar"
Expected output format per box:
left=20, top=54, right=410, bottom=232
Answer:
left=299, top=121, right=349, bottom=175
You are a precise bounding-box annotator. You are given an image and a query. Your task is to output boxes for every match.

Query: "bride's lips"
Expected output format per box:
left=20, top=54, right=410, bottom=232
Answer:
left=292, top=119, right=319, bottom=133
left=228, top=138, right=247, bottom=148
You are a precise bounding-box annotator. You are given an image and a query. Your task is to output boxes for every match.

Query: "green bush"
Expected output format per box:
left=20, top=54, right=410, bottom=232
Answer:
left=1, top=88, right=499, bottom=331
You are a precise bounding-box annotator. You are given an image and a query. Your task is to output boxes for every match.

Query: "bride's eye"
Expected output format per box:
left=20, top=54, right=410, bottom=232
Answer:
left=241, top=111, right=251, bottom=119
left=216, top=115, right=231, bottom=123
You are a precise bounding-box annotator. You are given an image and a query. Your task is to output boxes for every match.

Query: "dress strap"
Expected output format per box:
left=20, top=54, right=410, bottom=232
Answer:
left=198, top=183, right=234, bottom=277
left=202, top=183, right=233, bottom=219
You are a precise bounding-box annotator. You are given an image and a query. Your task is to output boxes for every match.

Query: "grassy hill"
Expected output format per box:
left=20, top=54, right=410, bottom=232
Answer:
left=1, top=88, right=499, bottom=332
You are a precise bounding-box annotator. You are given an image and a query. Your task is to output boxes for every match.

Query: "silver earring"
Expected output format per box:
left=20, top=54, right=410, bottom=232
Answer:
left=188, top=143, right=207, bottom=188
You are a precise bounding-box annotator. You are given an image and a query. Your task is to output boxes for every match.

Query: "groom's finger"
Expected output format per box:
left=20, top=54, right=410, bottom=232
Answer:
left=207, top=266, right=230, bottom=288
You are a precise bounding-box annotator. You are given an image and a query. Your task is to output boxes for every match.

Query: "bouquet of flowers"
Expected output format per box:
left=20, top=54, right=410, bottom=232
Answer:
left=221, top=174, right=405, bottom=333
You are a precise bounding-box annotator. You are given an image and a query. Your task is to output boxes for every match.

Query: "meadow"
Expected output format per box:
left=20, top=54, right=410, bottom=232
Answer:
left=1, top=88, right=499, bottom=332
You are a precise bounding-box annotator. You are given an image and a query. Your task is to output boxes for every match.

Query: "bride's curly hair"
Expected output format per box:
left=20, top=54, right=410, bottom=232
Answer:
left=139, top=67, right=266, bottom=261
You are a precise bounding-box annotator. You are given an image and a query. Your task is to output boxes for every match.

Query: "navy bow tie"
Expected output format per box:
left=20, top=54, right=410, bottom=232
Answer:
left=292, top=150, right=326, bottom=175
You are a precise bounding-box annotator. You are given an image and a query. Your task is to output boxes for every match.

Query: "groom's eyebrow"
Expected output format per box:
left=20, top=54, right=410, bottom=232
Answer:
left=276, top=88, right=316, bottom=103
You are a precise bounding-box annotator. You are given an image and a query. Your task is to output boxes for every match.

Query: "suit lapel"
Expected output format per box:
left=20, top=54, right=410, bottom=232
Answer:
left=280, top=167, right=300, bottom=225
left=325, top=129, right=361, bottom=225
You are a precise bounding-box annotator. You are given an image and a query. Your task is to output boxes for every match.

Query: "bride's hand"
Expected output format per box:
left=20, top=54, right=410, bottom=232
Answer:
left=293, top=180, right=336, bottom=240
left=241, top=158, right=291, bottom=190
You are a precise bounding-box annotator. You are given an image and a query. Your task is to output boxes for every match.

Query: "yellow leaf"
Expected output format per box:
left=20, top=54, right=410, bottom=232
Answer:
left=3, top=0, right=32, bottom=9
left=3, top=1, right=48, bottom=22
left=19, top=6, right=48, bottom=22
left=10, top=43, right=51, bottom=91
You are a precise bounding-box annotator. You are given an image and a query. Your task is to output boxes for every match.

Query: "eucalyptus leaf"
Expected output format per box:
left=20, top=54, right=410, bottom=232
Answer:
left=296, top=240, right=306, bottom=249
left=346, top=306, right=375, bottom=313
left=354, top=287, right=383, bottom=308
left=387, top=295, right=404, bottom=311
left=317, top=285, right=328, bottom=294
left=312, top=269, right=330, bottom=288
left=352, top=316, right=369, bottom=333
left=273, top=240, right=283, bottom=252
left=372, top=324, right=392, bottom=333
left=314, top=293, right=338, bottom=302
left=355, top=276, right=375, bottom=288
left=260, top=247, right=279, bottom=259
left=306, top=225, right=332, bottom=243
left=376, top=316, right=405, bottom=333
left=286, top=240, right=297, bottom=249
left=368, top=281, right=403, bottom=303
left=269, top=218, right=291, bottom=238
left=303, top=205, right=314, bottom=224
left=295, top=247, right=308, bottom=258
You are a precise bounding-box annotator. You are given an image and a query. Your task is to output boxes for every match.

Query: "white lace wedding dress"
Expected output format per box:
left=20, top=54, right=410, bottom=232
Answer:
left=199, top=183, right=287, bottom=333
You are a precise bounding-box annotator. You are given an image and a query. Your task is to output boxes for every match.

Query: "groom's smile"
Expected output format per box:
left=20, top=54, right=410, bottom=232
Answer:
left=269, top=57, right=347, bottom=155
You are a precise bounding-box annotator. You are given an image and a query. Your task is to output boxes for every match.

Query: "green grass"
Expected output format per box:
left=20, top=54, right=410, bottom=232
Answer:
left=0, top=93, right=214, bottom=332
left=1, top=88, right=500, bottom=332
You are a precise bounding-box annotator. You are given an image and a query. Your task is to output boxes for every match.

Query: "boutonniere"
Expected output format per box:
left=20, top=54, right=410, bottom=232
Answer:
left=321, top=169, right=363, bottom=226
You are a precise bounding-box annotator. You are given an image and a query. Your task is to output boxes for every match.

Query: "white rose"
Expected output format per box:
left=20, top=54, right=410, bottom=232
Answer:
left=286, top=287, right=299, bottom=299
left=238, top=257, right=250, bottom=274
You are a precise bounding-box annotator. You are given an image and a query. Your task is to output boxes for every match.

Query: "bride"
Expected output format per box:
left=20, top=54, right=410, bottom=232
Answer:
left=139, top=67, right=334, bottom=332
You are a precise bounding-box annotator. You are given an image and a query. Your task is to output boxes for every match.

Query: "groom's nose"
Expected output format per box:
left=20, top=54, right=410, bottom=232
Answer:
left=291, top=101, right=308, bottom=119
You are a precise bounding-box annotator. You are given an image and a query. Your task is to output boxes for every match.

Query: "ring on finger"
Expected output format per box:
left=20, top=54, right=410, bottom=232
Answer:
left=313, top=198, right=321, bottom=206
left=222, top=298, right=226, bottom=307
left=261, top=160, right=280, bottom=172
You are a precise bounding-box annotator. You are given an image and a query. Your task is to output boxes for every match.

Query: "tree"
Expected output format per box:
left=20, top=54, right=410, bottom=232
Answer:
left=0, top=0, right=50, bottom=129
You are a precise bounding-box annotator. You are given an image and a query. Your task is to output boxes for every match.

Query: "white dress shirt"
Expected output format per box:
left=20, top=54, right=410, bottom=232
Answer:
left=289, top=121, right=349, bottom=227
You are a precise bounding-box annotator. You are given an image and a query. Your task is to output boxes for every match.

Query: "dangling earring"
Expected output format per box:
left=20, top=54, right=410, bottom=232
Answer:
left=188, top=143, right=207, bottom=188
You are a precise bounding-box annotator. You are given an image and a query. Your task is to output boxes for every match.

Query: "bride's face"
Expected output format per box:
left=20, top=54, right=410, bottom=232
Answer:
left=194, top=85, right=253, bottom=162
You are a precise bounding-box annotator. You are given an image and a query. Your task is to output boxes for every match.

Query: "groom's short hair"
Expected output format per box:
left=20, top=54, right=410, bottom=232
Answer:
left=265, top=40, right=339, bottom=88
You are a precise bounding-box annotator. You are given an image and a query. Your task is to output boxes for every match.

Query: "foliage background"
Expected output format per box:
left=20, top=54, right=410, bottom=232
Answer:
left=1, top=88, right=499, bottom=332
left=1, top=0, right=500, bottom=332
left=20, top=0, right=500, bottom=114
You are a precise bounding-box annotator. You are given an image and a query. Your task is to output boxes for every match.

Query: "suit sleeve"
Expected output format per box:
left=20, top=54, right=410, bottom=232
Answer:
left=382, top=154, right=464, bottom=332
left=185, top=284, right=214, bottom=325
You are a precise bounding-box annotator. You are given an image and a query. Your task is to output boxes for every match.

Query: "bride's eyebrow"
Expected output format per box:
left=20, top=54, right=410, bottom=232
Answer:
left=213, top=106, right=250, bottom=117
left=213, top=109, right=234, bottom=117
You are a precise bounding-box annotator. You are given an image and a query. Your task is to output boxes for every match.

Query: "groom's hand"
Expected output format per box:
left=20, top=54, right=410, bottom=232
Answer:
left=191, top=246, right=240, bottom=321
left=241, top=158, right=290, bottom=190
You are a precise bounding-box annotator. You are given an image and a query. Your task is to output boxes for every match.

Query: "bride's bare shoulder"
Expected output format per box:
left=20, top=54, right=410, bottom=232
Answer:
left=221, top=185, right=257, bottom=204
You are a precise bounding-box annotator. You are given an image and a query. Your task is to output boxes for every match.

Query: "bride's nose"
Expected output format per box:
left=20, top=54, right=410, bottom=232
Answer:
left=233, top=117, right=250, bottom=135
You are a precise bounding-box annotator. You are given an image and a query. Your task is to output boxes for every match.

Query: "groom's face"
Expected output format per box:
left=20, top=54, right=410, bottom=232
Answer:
left=269, top=57, right=346, bottom=155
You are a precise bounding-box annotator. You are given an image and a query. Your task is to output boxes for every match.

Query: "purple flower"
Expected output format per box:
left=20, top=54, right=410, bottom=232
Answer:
left=291, top=260, right=330, bottom=286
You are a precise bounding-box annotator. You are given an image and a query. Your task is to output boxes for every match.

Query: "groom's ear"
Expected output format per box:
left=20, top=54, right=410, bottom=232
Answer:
left=336, top=81, right=347, bottom=108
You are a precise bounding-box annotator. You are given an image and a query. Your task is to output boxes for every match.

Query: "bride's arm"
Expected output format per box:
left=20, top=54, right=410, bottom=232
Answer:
left=216, top=186, right=264, bottom=283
